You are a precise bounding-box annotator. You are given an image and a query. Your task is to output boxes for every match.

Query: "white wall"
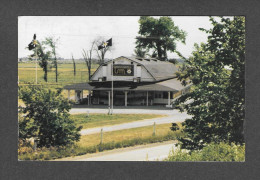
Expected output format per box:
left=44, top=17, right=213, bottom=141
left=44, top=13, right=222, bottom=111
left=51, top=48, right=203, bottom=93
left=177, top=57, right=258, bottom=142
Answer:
left=91, top=57, right=154, bottom=82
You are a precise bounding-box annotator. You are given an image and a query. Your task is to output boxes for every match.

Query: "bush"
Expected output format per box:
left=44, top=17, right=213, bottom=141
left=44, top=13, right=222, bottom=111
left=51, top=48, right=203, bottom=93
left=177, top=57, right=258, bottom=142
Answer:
left=18, top=86, right=82, bottom=148
left=166, top=142, right=245, bottom=162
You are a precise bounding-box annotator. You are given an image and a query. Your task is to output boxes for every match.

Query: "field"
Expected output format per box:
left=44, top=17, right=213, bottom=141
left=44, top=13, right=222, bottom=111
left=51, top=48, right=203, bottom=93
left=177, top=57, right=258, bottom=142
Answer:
left=18, top=123, right=183, bottom=160
left=77, top=123, right=180, bottom=147
left=18, top=62, right=99, bottom=85
left=71, top=113, right=165, bottom=129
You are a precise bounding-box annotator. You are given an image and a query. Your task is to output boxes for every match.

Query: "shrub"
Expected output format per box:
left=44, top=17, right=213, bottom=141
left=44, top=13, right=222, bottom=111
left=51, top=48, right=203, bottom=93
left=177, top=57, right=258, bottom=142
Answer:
left=166, top=142, right=245, bottom=162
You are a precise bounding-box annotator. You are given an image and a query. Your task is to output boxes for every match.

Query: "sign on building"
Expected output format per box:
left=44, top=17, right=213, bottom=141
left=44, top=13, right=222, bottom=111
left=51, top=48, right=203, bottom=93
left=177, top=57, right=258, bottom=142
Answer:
left=113, top=65, right=134, bottom=76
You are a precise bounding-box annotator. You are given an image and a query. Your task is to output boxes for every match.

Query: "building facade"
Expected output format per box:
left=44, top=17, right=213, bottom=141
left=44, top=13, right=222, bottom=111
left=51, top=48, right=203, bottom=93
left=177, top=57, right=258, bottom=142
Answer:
left=64, top=56, right=190, bottom=107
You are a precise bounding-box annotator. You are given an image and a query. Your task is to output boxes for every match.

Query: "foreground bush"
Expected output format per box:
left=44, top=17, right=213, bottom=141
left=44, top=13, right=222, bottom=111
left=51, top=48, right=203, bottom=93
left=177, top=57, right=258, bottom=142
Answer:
left=165, top=142, right=245, bottom=162
left=18, top=86, right=82, bottom=148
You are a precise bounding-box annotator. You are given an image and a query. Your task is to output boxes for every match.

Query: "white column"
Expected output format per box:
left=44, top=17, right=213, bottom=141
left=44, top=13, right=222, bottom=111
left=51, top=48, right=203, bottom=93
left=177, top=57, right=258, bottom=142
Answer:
left=168, top=91, right=170, bottom=106
left=146, top=91, right=149, bottom=106
left=125, top=91, right=128, bottom=107
left=89, top=90, right=91, bottom=105
left=88, top=90, right=90, bottom=106
left=68, top=90, right=70, bottom=100
left=81, top=90, right=83, bottom=100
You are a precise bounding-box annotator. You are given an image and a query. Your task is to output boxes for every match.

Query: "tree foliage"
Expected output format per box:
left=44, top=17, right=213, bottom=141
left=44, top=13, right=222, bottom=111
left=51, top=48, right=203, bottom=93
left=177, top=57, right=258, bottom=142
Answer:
left=172, top=16, right=245, bottom=150
left=136, top=16, right=186, bottom=61
left=28, top=41, right=51, bottom=82
left=82, top=40, right=95, bottom=81
left=134, top=46, right=147, bottom=58
left=71, top=54, right=76, bottom=76
left=18, top=86, right=82, bottom=147
left=42, top=37, right=60, bottom=82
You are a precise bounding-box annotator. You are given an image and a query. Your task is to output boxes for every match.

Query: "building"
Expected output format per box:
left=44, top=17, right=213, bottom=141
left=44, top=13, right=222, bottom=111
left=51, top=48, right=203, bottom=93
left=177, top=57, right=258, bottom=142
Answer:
left=64, top=56, right=190, bottom=107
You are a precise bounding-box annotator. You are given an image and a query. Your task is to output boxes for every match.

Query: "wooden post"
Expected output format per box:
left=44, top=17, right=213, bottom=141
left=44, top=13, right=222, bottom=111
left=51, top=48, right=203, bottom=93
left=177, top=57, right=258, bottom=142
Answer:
left=68, top=90, right=70, bottom=100
left=33, top=139, right=37, bottom=151
left=153, top=122, right=156, bottom=136
left=100, top=128, right=103, bottom=144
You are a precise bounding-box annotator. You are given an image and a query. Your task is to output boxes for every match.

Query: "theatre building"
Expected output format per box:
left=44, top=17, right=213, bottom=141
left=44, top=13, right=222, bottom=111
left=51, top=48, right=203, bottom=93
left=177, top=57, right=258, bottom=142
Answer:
left=64, top=56, right=190, bottom=107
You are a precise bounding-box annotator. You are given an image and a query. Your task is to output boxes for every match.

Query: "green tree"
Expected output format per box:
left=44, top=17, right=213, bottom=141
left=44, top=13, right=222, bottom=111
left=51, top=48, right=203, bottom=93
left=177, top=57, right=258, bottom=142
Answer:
left=82, top=40, right=95, bottom=81
left=42, top=37, right=59, bottom=82
left=71, top=54, right=76, bottom=77
left=134, top=46, right=147, bottom=58
left=28, top=40, right=50, bottom=82
left=136, top=16, right=186, bottom=61
left=172, top=16, right=245, bottom=150
left=18, top=86, right=82, bottom=147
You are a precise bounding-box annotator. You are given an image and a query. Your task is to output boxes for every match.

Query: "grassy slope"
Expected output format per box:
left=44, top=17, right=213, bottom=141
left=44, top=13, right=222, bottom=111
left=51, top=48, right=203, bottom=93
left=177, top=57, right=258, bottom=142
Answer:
left=78, top=123, right=180, bottom=147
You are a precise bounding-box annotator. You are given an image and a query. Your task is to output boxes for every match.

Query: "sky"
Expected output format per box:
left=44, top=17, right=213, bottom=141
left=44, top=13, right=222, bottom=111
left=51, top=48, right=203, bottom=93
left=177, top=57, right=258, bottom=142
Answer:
left=18, top=16, right=215, bottom=59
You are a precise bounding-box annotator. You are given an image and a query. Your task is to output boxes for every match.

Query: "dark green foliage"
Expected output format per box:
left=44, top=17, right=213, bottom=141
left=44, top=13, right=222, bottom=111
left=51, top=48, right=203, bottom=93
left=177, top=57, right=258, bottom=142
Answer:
left=42, top=37, right=59, bottom=82
left=172, top=17, right=245, bottom=150
left=134, top=46, right=147, bottom=58
left=72, top=54, right=76, bottom=76
left=18, top=86, right=82, bottom=147
left=136, top=16, right=186, bottom=61
left=166, top=142, right=245, bottom=162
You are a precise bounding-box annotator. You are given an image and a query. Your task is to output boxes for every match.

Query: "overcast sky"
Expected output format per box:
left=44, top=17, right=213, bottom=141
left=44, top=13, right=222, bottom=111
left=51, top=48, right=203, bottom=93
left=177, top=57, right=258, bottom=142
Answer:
left=18, top=16, right=215, bottom=59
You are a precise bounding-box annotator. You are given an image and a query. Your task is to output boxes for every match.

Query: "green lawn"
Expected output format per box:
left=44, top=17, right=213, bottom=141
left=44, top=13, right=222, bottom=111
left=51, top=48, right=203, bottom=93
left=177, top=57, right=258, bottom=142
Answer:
left=18, top=62, right=99, bottom=85
left=71, top=113, right=166, bottom=129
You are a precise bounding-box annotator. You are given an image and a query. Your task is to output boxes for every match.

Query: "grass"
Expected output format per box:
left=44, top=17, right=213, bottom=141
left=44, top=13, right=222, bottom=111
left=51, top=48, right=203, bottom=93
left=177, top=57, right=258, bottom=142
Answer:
left=18, top=62, right=99, bottom=85
left=18, top=123, right=183, bottom=160
left=71, top=113, right=165, bottom=129
left=78, top=123, right=178, bottom=147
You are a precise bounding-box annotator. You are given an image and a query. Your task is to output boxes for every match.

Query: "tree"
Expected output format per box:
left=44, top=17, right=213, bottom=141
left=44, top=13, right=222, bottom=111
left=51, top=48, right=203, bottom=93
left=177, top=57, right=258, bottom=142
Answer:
left=71, top=54, right=76, bottom=77
left=172, top=17, right=245, bottom=150
left=95, top=37, right=112, bottom=65
left=28, top=40, right=50, bottom=82
left=42, top=37, right=59, bottom=82
left=136, top=16, right=186, bottom=61
left=82, top=40, right=95, bottom=81
left=134, top=46, right=147, bottom=58
left=18, top=86, right=82, bottom=147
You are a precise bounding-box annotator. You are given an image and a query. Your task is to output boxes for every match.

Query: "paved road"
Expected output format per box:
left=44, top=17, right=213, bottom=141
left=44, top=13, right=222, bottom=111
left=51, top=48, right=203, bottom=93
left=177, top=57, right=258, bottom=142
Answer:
left=56, top=141, right=177, bottom=161
left=70, top=105, right=182, bottom=115
left=70, top=106, right=191, bottom=135
left=80, top=112, right=190, bottom=135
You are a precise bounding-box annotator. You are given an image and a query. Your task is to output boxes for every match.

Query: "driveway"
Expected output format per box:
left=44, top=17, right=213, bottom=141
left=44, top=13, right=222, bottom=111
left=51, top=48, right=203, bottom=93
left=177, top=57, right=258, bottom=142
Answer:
left=55, top=140, right=177, bottom=161
left=80, top=112, right=190, bottom=135
left=70, top=105, right=186, bottom=115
